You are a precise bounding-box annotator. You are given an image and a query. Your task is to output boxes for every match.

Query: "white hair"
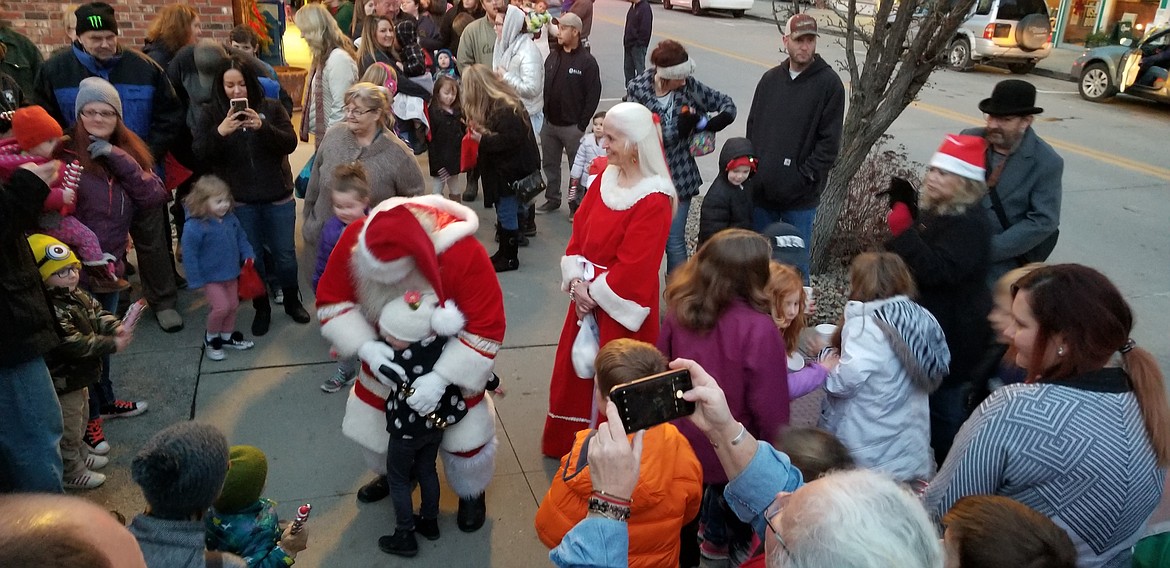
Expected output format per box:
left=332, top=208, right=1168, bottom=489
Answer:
left=769, top=469, right=942, bottom=568
left=602, top=102, right=673, bottom=183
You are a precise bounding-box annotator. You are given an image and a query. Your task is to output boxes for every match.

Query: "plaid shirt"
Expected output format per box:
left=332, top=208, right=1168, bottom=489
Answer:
left=626, top=70, right=736, bottom=199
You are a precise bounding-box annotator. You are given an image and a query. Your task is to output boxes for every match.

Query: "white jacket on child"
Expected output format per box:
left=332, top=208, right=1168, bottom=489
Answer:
left=819, top=295, right=950, bottom=483
left=571, top=133, right=604, bottom=184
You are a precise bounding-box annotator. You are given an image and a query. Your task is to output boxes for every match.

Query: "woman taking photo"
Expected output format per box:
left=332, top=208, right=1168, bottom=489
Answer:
left=542, top=102, right=675, bottom=459
left=461, top=64, right=540, bottom=273
left=192, top=56, right=308, bottom=336
left=70, top=77, right=164, bottom=452
left=294, top=3, right=360, bottom=147
left=626, top=40, right=736, bottom=274
left=886, top=134, right=993, bottom=463
left=302, top=81, right=425, bottom=246
left=926, top=264, right=1170, bottom=568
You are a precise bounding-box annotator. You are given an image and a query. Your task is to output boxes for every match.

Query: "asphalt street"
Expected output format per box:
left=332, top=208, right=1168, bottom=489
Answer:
left=81, top=2, right=1170, bottom=566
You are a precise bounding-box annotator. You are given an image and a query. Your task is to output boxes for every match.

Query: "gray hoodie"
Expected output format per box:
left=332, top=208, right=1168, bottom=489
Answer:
left=129, top=515, right=247, bottom=568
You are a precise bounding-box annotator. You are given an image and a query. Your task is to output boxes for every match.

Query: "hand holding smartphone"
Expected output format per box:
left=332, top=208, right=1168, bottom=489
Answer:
left=608, top=369, right=696, bottom=433
left=230, top=98, right=249, bottom=119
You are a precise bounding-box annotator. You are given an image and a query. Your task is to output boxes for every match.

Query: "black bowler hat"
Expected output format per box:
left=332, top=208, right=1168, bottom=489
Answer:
left=978, top=79, right=1044, bottom=116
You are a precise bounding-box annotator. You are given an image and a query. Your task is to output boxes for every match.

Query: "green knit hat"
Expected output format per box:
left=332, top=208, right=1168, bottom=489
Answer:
left=213, top=445, right=268, bottom=513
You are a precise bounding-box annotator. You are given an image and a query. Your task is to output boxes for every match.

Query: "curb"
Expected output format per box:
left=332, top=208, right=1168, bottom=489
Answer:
left=1030, top=66, right=1075, bottom=82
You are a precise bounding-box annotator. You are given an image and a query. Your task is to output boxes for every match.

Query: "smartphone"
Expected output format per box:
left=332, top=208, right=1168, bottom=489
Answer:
left=609, top=369, right=695, bottom=433
left=230, top=98, right=249, bottom=117
left=121, top=298, right=148, bottom=330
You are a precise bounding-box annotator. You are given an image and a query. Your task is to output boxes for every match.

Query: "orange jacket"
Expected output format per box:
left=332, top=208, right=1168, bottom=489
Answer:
left=535, top=423, right=702, bottom=568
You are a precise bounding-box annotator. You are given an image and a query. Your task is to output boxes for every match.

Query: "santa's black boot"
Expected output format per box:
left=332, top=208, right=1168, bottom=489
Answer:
left=457, top=493, right=487, bottom=532
left=490, top=229, right=519, bottom=273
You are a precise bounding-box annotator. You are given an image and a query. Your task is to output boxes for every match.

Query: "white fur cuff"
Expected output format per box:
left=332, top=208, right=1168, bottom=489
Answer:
left=320, top=308, right=378, bottom=357
left=433, top=337, right=496, bottom=391
left=561, top=255, right=587, bottom=291
left=591, top=273, right=650, bottom=332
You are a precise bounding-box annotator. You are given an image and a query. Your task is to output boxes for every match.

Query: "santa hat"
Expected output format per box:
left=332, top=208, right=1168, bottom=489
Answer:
left=359, top=205, right=464, bottom=336
left=930, top=134, right=986, bottom=181
left=12, top=106, right=64, bottom=152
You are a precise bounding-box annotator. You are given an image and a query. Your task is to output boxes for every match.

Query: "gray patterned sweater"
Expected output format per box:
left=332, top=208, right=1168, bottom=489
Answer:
left=925, top=368, right=1166, bottom=568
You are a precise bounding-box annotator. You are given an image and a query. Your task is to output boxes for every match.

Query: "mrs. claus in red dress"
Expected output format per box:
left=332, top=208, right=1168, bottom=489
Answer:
left=542, top=102, right=677, bottom=458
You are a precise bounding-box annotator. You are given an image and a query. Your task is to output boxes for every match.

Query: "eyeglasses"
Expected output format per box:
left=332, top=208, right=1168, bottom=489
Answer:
left=80, top=109, right=118, bottom=119
left=763, top=491, right=793, bottom=558
left=342, top=106, right=378, bottom=117
left=51, top=265, right=81, bottom=278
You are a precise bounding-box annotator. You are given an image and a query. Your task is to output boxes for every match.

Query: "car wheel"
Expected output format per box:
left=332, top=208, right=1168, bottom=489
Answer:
left=1079, top=62, right=1116, bottom=102
left=947, top=38, right=973, bottom=71
left=731, top=8, right=745, bottom=17
left=1007, top=61, right=1036, bottom=74
left=664, top=0, right=672, bottom=10
left=691, top=0, right=705, bottom=15
left=1015, top=13, right=1051, bottom=52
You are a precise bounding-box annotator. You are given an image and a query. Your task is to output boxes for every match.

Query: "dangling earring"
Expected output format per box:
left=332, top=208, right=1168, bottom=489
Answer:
left=1057, top=346, right=1065, bottom=356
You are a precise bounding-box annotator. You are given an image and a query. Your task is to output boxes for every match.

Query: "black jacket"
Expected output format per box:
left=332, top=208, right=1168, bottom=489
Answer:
left=543, top=46, right=601, bottom=131
left=44, top=287, right=119, bottom=394
left=478, top=105, right=540, bottom=206
left=623, top=0, right=653, bottom=48
left=0, top=169, right=60, bottom=366
left=427, top=105, right=464, bottom=177
left=698, top=137, right=756, bottom=244
left=192, top=98, right=299, bottom=204
left=887, top=205, right=993, bottom=388
left=746, top=55, right=844, bottom=211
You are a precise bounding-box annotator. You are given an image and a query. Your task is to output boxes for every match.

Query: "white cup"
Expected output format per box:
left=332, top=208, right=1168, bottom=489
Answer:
left=814, top=323, right=837, bottom=345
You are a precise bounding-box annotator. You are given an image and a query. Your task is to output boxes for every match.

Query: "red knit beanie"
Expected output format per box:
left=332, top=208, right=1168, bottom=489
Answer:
left=13, top=106, right=64, bottom=152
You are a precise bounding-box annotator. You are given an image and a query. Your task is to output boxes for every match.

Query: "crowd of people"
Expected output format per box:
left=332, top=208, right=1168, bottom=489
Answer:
left=0, top=1, right=1168, bottom=567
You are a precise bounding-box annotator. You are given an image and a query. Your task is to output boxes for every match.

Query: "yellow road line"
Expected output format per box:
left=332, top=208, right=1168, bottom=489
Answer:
left=597, top=13, right=1170, bottom=181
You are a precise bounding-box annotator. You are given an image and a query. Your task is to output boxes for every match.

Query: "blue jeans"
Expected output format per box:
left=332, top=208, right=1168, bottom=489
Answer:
left=88, top=291, right=120, bottom=419
left=386, top=430, right=443, bottom=530
left=235, top=200, right=300, bottom=290
left=665, top=197, right=693, bottom=274
left=0, top=357, right=64, bottom=492
left=752, top=206, right=816, bottom=284
left=497, top=195, right=521, bottom=231
left=930, top=381, right=975, bottom=465
left=624, top=44, right=648, bottom=86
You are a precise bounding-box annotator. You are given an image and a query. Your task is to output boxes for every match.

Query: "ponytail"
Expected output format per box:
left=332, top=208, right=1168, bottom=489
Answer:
left=1122, top=346, right=1170, bottom=466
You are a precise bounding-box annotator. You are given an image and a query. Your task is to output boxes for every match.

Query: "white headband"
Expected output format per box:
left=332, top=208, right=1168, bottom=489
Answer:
left=656, top=58, right=696, bottom=81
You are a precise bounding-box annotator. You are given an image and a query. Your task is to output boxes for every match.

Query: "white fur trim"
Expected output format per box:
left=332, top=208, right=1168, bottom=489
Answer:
left=930, top=152, right=985, bottom=181
left=361, top=446, right=388, bottom=476
left=430, top=300, right=466, bottom=337
left=354, top=241, right=417, bottom=285
left=320, top=308, right=378, bottom=357
left=373, top=195, right=479, bottom=253
left=599, top=169, right=676, bottom=212
left=656, top=59, right=696, bottom=80
left=433, top=337, right=497, bottom=391
left=81, top=253, right=117, bottom=267
left=441, top=435, right=497, bottom=498
left=561, top=255, right=587, bottom=291
left=591, top=272, right=651, bottom=332
left=440, top=397, right=496, bottom=452
left=342, top=386, right=390, bottom=454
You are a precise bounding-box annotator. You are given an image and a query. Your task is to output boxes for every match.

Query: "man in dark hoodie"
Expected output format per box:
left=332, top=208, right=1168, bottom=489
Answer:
left=746, top=14, right=844, bottom=281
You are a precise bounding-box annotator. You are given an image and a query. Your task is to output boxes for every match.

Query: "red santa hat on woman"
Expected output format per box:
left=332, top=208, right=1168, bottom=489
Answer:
left=930, top=134, right=986, bottom=181
left=357, top=205, right=464, bottom=336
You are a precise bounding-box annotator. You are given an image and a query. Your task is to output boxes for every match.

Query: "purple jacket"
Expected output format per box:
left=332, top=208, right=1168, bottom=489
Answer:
left=658, top=298, right=790, bottom=484
left=72, top=146, right=167, bottom=276
left=313, top=216, right=349, bottom=292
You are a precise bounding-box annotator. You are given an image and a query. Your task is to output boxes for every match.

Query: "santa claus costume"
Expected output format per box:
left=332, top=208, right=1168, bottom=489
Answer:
left=315, top=195, right=506, bottom=531
left=542, top=102, right=676, bottom=459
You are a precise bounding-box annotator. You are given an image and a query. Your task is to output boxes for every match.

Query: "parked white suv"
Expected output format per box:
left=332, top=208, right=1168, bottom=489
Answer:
left=947, top=0, right=1052, bottom=74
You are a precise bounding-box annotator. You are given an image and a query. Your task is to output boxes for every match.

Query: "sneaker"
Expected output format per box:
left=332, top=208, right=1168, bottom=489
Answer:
left=534, top=200, right=560, bottom=214
left=272, top=286, right=284, bottom=305
left=414, top=515, right=440, bottom=541
left=100, top=399, right=148, bottom=419
left=321, top=368, right=357, bottom=393
left=222, top=331, right=255, bottom=350
left=85, top=453, right=109, bottom=470
left=378, top=530, right=419, bottom=557
left=205, top=337, right=225, bottom=361
left=699, top=539, right=729, bottom=560
left=84, top=418, right=110, bottom=455
left=64, top=470, right=106, bottom=490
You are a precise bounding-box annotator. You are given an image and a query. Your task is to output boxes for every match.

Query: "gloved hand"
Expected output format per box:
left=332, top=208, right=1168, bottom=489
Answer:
left=406, top=372, right=448, bottom=416
left=882, top=176, right=920, bottom=220
left=87, top=136, right=113, bottom=159
left=887, top=202, right=914, bottom=237
left=358, top=341, right=398, bottom=388
left=676, top=107, right=700, bottom=138
left=705, top=111, right=734, bottom=133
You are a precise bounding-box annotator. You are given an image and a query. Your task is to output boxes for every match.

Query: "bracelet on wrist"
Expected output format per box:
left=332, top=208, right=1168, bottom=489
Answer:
left=710, top=422, right=747, bottom=449
left=588, top=496, right=631, bottom=522
left=591, top=490, right=632, bottom=506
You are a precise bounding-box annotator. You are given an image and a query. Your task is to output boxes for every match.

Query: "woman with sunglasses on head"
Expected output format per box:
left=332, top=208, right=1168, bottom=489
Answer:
left=192, top=56, right=307, bottom=336
left=549, top=358, right=943, bottom=568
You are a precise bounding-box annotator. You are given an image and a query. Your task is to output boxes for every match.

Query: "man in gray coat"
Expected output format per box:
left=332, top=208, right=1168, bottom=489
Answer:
left=962, top=79, right=1063, bottom=284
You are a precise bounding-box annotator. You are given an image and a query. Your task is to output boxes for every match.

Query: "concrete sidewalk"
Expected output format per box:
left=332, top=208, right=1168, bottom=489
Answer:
left=744, top=1, right=1082, bottom=81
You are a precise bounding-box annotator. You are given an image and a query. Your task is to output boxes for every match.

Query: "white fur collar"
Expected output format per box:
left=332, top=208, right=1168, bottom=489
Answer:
left=598, top=169, right=677, bottom=212
left=369, top=195, right=479, bottom=254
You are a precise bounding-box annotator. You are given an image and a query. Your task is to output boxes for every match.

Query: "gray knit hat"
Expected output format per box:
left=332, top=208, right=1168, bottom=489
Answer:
left=74, top=77, right=123, bottom=118
left=131, top=421, right=230, bottom=520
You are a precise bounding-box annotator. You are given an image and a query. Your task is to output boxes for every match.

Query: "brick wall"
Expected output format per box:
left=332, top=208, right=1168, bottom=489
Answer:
left=1, top=0, right=237, bottom=59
